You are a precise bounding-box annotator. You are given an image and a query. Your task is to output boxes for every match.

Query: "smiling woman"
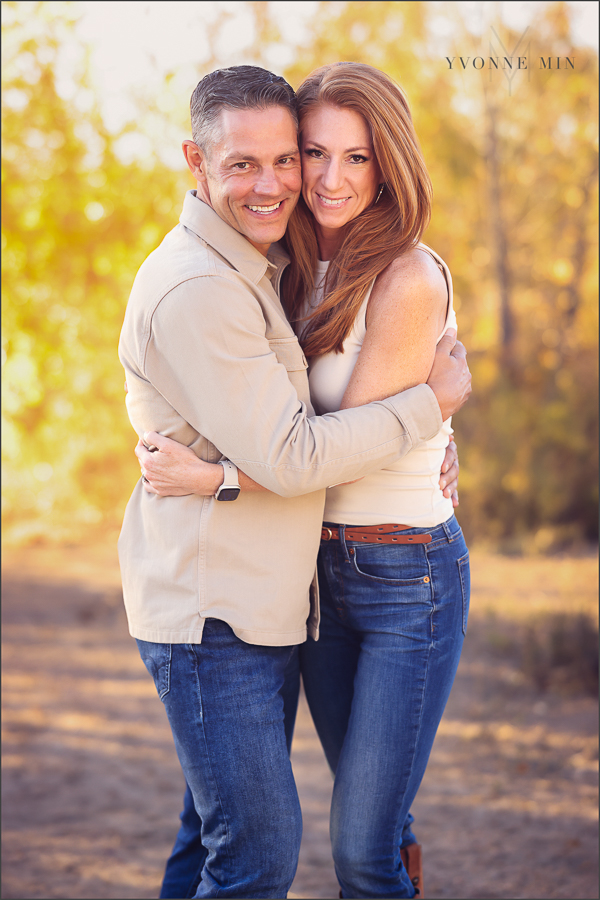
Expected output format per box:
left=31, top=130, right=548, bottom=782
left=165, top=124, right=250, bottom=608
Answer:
left=283, top=63, right=433, bottom=360
left=300, top=104, right=382, bottom=260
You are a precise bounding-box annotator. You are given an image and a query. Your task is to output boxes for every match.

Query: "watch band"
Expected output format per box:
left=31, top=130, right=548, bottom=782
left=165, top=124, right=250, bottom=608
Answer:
left=216, top=459, right=240, bottom=501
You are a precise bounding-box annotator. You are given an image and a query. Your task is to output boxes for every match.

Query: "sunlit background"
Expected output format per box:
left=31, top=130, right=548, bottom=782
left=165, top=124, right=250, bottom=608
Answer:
left=2, top=0, right=598, bottom=551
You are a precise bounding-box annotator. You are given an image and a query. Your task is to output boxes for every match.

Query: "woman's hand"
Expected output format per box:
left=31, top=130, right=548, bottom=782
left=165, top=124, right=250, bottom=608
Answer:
left=439, top=438, right=459, bottom=507
left=135, top=431, right=223, bottom=497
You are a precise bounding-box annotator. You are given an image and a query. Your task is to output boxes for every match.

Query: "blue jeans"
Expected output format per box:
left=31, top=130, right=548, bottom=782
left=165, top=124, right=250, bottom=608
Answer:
left=300, top=514, right=470, bottom=899
left=137, top=619, right=302, bottom=899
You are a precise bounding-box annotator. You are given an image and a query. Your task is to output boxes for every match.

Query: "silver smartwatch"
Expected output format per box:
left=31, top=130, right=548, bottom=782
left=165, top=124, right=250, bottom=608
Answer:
left=215, top=459, right=241, bottom=501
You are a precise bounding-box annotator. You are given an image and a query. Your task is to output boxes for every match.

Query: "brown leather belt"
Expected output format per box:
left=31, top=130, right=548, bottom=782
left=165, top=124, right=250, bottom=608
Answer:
left=321, top=523, right=432, bottom=545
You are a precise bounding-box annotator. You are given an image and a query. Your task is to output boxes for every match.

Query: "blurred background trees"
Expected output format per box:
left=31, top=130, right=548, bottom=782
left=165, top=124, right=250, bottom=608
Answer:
left=2, top=0, right=598, bottom=551
left=2, top=1, right=191, bottom=541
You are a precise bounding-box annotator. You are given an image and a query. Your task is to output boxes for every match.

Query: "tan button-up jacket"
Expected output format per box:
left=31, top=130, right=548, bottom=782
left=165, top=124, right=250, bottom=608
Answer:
left=118, top=191, right=442, bottom=646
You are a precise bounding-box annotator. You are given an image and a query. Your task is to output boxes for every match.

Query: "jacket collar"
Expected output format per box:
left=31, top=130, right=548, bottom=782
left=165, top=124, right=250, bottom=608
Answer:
left=180, top=190, right=288, bottom=285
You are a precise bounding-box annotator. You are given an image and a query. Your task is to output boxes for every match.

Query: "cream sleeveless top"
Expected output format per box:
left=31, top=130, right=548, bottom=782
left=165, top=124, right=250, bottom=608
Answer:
left=304, top=244, right=456, bottom=527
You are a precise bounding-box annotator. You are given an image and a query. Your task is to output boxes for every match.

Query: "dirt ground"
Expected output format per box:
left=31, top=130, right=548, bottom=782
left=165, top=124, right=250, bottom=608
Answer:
left=1, top=542, right=598, bottom=900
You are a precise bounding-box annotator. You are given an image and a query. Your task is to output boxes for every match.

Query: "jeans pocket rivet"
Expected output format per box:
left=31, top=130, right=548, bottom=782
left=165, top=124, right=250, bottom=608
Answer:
left=423, top=576, right=430, bottom=583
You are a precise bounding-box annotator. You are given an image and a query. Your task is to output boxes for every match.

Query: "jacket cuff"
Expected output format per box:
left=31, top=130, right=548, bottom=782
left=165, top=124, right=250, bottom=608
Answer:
left=383, top=383, right=443, bottom=446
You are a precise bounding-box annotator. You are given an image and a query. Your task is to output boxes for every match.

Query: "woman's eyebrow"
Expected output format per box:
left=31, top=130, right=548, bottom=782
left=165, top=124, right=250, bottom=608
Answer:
left=304, top=140, right=371, bottom=153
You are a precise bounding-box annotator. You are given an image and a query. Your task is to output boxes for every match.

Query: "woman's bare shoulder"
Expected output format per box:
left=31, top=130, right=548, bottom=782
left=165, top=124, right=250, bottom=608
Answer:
left=381, top=246, right=446, bottom=286
left=370, top=246, right=447, bottom=311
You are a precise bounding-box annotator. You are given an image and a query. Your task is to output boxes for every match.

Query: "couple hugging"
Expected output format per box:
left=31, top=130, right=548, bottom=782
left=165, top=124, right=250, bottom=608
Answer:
left=119, top=61, right=472, bottom=899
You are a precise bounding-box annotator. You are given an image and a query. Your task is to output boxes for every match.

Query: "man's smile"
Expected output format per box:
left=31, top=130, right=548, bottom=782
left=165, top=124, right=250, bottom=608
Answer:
left=245, top=201, right=283, bottom=214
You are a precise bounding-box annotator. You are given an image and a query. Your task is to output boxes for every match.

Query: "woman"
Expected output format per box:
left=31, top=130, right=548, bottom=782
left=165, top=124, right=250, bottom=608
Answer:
left=138, top=63, right=469, bottom=900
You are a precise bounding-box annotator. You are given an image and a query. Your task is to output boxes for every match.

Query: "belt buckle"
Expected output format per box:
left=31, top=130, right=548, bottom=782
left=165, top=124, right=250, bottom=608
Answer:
left=322, top=526, right=333, bottom=541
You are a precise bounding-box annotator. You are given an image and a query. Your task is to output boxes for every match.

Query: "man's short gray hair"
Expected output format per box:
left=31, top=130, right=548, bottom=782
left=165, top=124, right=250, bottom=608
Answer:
left=190, top=65, right=298, bottom=154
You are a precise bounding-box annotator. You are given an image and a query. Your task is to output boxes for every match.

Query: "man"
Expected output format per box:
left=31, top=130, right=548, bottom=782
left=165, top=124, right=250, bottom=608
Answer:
left=119, top=65, right=470, bottom=899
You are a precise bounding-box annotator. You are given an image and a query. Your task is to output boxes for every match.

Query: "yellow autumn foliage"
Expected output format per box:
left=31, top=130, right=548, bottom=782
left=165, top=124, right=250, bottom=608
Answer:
left=2, top=1, right=598, bottom=551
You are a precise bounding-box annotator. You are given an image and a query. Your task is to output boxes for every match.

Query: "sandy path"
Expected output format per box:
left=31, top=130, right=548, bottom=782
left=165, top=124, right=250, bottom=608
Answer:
left=1, top=544, right=598, bottom=899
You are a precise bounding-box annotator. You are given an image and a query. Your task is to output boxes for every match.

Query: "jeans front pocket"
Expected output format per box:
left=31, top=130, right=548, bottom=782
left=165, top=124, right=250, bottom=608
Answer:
left=349, top=543, right=431, bottom=590
left=457, top=551, right=470, bottom=636
left=136, top=640, right=172, bottom=700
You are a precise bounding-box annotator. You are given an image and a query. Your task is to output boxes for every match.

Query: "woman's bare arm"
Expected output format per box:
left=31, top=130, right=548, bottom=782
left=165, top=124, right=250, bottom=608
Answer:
left=340, top=248, right=448, bottom=409
left=340, top=248, right=459, bottom=505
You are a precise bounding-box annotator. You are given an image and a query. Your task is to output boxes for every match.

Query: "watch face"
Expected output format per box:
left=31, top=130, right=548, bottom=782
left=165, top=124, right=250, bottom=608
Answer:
left=216, top=487, right=241, bottom=501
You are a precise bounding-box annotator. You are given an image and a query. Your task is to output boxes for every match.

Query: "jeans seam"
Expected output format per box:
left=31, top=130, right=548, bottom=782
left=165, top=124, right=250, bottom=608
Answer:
left=190, top=644, right=234, bottom=893
left=158, top=644, right=172, bottom=700
left=339, top=524, right=350, bottom=562
left=425, top=548, right=434, bottom=602
left=400, top=622, right=433, bottom=857
left=327, top=546, right=344, bottom=619
left=427, top=529, right=458, bottom=550
left=400, top=548, right=434, bottom=826
left=457, top=552, right=470, bottom=637
left=426, top=539, right=447, bottom=551
left=425, top=548, right=436, bottom=642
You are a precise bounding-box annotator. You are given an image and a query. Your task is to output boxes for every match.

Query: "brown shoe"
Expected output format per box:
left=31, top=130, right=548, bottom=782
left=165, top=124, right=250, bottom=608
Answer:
left=400, top=842, right=424, bottom=898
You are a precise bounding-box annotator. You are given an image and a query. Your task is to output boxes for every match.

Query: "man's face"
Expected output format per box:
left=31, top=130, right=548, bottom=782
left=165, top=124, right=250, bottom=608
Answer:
left=196, top=106, right=301, bottom=256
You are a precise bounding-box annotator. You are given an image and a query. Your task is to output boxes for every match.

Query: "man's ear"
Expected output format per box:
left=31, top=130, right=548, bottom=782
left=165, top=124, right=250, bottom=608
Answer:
left=182, top=140, right=208, bottom=183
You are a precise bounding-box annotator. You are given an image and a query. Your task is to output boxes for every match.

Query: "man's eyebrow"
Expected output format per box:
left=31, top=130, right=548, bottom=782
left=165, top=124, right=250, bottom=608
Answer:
left=304, top=141, right=371, bottom=153
left=222, top=152, right=259, bottom=164
left=222, top=147, right=300, bottom=164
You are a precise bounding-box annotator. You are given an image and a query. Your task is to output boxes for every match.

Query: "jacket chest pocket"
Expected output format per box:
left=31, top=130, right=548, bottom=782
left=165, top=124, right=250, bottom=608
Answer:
left=268, top=337, right=308, bottom=372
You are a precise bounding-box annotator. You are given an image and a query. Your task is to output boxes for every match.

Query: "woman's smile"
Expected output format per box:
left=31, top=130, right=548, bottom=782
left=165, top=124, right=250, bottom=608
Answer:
left=316, top=194, right=351, bottom=207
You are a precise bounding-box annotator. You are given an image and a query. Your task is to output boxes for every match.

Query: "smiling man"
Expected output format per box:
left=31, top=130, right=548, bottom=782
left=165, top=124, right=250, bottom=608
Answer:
left=184, top=104, right=301, bottom=253
left=118, top=66, right=470, bottom=899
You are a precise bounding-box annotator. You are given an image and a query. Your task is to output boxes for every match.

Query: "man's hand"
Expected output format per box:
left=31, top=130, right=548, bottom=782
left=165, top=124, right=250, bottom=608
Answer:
left=427, top=329, right=472, bottom=421
left=440, top=438, right=460, bottom=508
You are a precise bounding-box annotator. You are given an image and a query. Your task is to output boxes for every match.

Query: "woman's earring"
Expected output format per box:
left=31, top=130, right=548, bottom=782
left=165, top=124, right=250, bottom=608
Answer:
left=375, top=183, right=385, bottom=204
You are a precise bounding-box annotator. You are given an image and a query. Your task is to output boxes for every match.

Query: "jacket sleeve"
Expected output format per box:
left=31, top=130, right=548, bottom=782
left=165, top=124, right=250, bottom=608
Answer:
left=142, top=274, right=443, bottom=498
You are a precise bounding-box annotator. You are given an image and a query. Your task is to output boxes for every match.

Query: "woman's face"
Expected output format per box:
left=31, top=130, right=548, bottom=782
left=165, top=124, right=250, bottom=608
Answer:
left=300, top=104, right=382, bottom=235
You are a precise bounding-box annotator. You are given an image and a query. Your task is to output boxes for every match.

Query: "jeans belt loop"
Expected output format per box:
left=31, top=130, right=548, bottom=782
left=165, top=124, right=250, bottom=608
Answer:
left=338, top=524, right=352, bottom=562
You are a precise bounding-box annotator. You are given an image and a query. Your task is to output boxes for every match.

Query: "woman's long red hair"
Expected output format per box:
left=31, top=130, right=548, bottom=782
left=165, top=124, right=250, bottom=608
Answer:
left=283, top=62, right=432, bottom=357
